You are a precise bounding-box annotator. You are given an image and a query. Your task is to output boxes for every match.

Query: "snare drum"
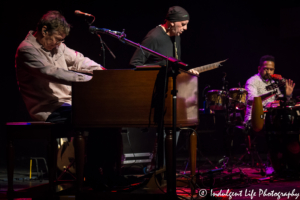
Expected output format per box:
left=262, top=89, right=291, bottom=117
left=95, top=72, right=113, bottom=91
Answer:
left=228, top=88, right=248, bottom=109
left=205, top=90, right=227, bottom=110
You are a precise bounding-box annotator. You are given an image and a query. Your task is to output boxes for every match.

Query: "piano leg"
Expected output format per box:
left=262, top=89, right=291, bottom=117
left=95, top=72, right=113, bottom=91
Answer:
left=7, top=138, right=14, bottom=200
left=74, top=131, right=85, bottom=193
left=190, top=130, right=197, bottom=195
left=115, top=130, right=123, bottom=176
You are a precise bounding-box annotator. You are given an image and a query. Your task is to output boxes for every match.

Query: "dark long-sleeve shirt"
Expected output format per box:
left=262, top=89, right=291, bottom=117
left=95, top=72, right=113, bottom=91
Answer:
left=130, top=26, right=181, bottom=66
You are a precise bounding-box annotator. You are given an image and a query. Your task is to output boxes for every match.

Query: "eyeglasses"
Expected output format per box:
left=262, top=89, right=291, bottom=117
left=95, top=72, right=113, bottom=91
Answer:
left=53, top=37, right=65, bottom=44
left=45, top=31, right=65, bottom=44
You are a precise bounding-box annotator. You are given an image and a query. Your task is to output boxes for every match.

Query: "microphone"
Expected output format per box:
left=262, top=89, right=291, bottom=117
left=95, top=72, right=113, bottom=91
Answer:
left=74, top=10, right=94, bottom=17
left=89, top=26, right=122, bottom=35
left=271, top=74, right=283, bottom=80
left=266, top=74, right=286, bottom=91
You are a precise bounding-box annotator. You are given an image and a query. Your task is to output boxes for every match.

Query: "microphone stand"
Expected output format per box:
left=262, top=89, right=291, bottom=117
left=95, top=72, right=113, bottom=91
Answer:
left=169, top=59, right=180, bottom=199
left=222, top=73, right=229, bottom=123
left=97, top=34, right=105, bottom=68
left=90, top=27, right=188, bottom=199
left=96, top=34, right=116, bottom=68
left=90, top=28, right=187, bottom=67
left=280, top=81, right=288, bottom=134
left=202, top=85, right=210, bottom=113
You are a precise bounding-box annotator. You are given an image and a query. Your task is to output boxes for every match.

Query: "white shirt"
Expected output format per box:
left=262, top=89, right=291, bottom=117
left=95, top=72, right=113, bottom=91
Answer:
left=244, top=73, right=280, bottom=122
left=15, top=31, right=104, bottom=121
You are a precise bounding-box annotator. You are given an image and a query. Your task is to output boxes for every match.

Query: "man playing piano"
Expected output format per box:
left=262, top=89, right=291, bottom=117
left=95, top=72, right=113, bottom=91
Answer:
left=244, top=55, right=299, bottom=175
left=15, top=10, right=104, bottom=122
left=15, top=10, right=120, bottom=190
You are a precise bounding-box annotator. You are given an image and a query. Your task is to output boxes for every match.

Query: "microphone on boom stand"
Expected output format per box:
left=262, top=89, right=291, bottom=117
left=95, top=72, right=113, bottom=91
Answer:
left=74, top=10, right=95, bottom=25
left=74, top=10, right=94, bottom=17
left=89, top=26, right=123, bottom=36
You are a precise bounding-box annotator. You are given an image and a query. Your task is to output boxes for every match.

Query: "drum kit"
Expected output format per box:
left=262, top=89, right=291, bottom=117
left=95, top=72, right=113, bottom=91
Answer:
left=205, top=87, right=300, bottom=132
left=205, top=87, right=248, bottom=124
left=204, top=85, right=300, bottom=173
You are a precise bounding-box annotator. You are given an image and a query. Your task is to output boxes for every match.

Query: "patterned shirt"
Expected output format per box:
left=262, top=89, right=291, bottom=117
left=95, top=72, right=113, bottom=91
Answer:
left=244, top=73, right=280, bottom=122
left=15, top=31, right=104, bottom=121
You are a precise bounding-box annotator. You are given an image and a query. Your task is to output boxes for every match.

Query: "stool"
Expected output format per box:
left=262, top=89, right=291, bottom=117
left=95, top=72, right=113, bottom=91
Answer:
left=6, top=122, right=77, bottom=199
left=29, top=157, right=48, bottom=179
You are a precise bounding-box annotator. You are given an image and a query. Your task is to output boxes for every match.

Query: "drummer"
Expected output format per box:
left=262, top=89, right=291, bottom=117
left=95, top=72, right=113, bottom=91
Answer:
left=244, top=55, right=295, bottom=123
left=244, top=55, right=299, bottom=174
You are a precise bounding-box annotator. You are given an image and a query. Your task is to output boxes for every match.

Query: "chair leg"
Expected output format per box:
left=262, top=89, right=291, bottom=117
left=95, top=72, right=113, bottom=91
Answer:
left=47, top=137, right=57, bottom=194
left=34, top=158, right=39, bottom=178
left=6, top=138, right=14, bottom=200
left=74, top=131, right=85, bottom=193
left=42, top=157, right=49, bottom=175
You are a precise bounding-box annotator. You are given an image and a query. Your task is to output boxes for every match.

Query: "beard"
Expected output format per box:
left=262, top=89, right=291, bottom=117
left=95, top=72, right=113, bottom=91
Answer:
left=262, top=73, right=271, bottom=81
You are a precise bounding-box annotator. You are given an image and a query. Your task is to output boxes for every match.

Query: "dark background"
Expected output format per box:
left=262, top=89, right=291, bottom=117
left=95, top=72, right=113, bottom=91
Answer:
left=1, top=0, right=300, bottom=168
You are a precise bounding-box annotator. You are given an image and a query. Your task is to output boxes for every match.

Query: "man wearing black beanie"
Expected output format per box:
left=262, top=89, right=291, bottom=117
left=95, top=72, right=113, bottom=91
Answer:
left=130, top=6, right=198, bottom=75
left=130, top=6, right=197, bottom=172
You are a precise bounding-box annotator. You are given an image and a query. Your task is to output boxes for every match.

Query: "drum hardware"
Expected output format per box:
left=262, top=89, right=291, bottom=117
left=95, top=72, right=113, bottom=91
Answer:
left=204, top=83, right=249, bottom=172
left=228, top=96, right=265, bottom=174
left=232, top=123, right=266, bottom=176
left=230, top=97, right=267, bottom=175
left=202, top=73, right=268, bottom=174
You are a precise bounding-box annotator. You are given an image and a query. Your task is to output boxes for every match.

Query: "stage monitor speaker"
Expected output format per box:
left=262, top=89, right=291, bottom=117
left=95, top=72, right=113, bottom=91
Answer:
left=121, top=127, right=156, bottom=165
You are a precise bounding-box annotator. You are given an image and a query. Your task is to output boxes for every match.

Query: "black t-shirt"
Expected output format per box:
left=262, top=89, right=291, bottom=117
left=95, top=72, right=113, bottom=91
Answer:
left=129, top=26, right=181, bottom=66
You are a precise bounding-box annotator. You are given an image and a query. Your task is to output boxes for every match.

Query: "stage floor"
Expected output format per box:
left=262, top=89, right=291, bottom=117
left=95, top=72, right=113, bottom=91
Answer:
left=1, top=157, right=300, bottom=200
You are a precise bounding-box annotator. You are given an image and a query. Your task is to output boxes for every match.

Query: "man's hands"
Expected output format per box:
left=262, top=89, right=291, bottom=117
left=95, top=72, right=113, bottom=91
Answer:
left=188, top=69, right=199, bottom=75
left=286, top=79, right=295, bottom=96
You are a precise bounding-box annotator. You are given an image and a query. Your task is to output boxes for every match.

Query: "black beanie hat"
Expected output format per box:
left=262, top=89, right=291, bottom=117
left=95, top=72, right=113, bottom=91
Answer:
left=165, top=6, right=189, bottom=22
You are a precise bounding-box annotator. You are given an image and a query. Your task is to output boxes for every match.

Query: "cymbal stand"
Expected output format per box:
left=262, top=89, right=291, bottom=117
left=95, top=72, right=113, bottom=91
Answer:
left=220, top=73, right=235, bottom=170
left=223, top=100, right=237, bottom=172
left=233, top=123, right=266, bottom=175
left=223, top=90, right=263, bottom=174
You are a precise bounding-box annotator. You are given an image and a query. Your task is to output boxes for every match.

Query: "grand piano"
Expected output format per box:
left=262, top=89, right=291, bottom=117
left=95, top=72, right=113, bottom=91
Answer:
left=72, top=67, right=199, bottom=195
